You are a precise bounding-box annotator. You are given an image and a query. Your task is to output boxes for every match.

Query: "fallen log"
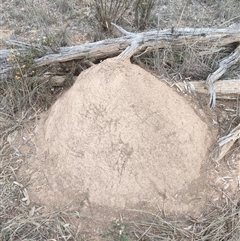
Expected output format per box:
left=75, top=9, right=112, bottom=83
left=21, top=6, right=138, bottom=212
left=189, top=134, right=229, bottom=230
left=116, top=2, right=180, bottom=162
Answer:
left=1, top=25, right=240, bottom=77
left=178, top=79, right=240, bottom=100
left=1, top=24, right=240, bottom=106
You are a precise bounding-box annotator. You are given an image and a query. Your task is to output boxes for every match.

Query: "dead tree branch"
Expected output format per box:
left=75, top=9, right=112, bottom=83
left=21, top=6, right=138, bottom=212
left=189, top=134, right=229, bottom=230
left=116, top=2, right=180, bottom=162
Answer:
left=1, top=24, right=240, bottom=106
left=207, top=45, right=240, bottom=107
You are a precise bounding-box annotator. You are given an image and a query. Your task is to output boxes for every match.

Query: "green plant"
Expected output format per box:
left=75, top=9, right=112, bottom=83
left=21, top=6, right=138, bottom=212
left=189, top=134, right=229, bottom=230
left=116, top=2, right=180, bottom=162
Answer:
left=40, top=26, right=70, bottom=53
left=103, top=220, right=131, bottom=241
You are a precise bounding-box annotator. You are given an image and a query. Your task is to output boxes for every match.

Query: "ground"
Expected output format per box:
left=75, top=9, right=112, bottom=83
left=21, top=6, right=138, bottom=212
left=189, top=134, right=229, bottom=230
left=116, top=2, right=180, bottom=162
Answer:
left=1, top=0, right=240, bottom=240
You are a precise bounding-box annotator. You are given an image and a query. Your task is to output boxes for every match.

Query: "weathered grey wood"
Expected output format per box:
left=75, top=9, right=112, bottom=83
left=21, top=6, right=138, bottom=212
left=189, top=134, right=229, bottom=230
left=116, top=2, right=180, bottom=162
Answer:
left=213, top=123, right=240, bottom=164
left=206, top=45, right=240, bottom=107
left=1, top=26, right=240, bottom=80
left=1, top=25, right=240, bottom=106
left=178, top=79, right=240, bottom=100
left=34, top=27, right=240, bottom=65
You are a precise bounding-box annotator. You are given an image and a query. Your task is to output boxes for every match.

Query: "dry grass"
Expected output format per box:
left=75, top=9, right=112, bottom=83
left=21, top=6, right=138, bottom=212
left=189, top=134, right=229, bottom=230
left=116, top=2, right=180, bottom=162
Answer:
left=0, top=146, right=81, bottom=240
left=103, top=198, right=240, bottom=240
left=134, top=41, right=239, bottom=84
left=133, top=0, right=240, bottom=82
left=0, top=49, right=55, bottom=145
left=93, top=0, right=132, bottom=32
left=128, top=201, right=240, bottom=240
left=1, top=0, right=240, bottom=240
left=93, top=0, right=157, bottom=32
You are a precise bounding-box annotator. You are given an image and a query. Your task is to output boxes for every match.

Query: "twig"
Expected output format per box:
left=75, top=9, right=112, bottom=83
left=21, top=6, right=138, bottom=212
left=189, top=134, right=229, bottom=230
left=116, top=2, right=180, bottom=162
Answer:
left=207, top=44, right=240, bottom=108
left=214, top=123, right=240, bottom=163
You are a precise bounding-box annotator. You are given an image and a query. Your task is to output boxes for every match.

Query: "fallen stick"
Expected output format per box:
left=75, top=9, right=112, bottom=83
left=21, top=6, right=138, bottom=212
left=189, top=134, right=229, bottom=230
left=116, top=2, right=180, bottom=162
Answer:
left=206, top=45, right=240, bottom=107
left=178, top=79, right=240, bottom=100
left=213, top=123, right=240, bottom=164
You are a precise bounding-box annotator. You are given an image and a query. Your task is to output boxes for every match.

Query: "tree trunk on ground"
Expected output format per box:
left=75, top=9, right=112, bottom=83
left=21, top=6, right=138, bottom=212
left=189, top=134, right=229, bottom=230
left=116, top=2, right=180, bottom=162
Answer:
left=1, top=25, right=239, bottom=77
left=0, top=24, right=239, bottom=106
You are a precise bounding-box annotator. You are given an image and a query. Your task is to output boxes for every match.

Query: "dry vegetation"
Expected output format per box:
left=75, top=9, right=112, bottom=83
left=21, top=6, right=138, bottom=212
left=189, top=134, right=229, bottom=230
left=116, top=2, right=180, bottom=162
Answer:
left=1, top=0, right=240, bottom=240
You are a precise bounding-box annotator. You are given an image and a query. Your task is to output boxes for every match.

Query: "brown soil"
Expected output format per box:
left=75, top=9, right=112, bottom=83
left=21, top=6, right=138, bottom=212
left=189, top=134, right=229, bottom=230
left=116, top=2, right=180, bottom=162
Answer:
left=18, top=58, right=239, bottom=237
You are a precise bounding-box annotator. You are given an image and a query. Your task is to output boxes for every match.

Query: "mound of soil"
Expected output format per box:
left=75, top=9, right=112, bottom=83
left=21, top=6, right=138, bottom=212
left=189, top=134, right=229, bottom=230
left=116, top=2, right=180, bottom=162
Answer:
left=22, top=58, right=216, bottom=232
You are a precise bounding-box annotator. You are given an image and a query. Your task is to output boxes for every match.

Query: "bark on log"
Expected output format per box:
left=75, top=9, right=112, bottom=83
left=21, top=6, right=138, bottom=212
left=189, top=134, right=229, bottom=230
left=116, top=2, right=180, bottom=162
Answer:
left=178, top=79, right=240, bottom=100
left=1, top=25, right=240, bottom=79
left=1, top=25, right=239, bottom=106
left=25, top=26, right=240, bottom=66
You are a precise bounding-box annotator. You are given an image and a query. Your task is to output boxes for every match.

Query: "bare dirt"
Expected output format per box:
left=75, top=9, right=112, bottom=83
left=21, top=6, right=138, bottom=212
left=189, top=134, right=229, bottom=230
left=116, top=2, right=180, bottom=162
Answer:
left=17, top=58, right=236, bottom=236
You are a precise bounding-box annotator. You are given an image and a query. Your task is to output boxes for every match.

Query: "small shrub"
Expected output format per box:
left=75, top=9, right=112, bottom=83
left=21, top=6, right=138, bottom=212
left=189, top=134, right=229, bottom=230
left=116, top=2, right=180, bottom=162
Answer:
left=134, top=0, right=156, bottom=30
left=0, top=47, right=52, bottom=140
left=92, top=0, right=157, bottom=34
left=103, top=220, right=130, bottom=241
left=41, top=27, right=70, bottom=52
left=93, top=0, right=132, bottom=32
left=56, top=0, right=73, bottom=14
